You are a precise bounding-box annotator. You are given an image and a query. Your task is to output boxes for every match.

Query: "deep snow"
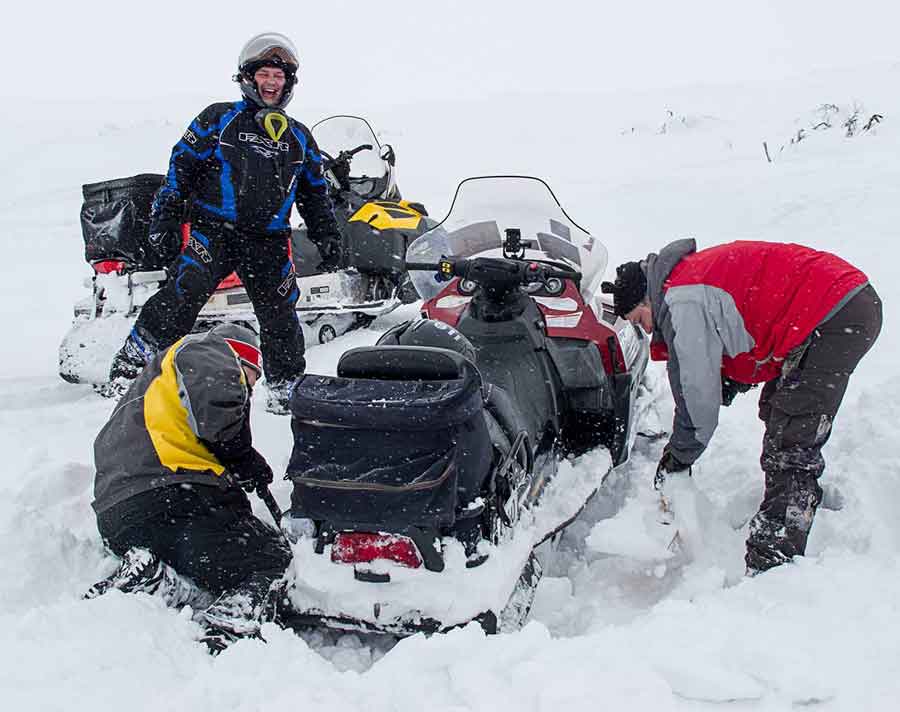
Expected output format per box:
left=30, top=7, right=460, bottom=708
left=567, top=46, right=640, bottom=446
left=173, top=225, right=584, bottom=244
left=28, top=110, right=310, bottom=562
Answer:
left=2, top=42, right=900, bottom=711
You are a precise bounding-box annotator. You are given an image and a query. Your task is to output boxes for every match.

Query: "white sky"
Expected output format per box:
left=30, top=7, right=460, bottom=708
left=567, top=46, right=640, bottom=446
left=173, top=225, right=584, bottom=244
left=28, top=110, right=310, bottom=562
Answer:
left=6, top=0, right=899, bottom=107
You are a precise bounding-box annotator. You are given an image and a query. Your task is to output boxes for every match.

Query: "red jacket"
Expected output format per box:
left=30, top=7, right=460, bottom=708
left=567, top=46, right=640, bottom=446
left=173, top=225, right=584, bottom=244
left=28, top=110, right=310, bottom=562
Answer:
left=646, top=239, right=867, bottom=464
left=663, top=241, right=867, bottom=382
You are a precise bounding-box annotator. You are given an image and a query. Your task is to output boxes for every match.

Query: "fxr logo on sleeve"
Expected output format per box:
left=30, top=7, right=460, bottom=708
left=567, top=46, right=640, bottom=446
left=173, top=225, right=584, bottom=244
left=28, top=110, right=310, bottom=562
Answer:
left=277, top=272, right=296, bottom=297
left=187, top=236, right=213, bottom=263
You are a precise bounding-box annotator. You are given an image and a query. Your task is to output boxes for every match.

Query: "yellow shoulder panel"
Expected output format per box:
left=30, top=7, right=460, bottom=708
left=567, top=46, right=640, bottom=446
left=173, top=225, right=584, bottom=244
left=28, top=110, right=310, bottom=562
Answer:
left=144, top=342, right=225, bottom=475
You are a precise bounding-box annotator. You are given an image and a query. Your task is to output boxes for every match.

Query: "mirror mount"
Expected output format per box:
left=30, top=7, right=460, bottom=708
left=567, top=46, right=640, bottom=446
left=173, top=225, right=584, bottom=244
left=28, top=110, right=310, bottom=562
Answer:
left=379, top=144, right=396, bottom=166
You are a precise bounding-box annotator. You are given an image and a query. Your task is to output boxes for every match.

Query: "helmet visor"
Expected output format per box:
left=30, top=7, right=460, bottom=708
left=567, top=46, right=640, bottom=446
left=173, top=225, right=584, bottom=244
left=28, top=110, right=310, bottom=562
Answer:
left=239, top=32, right=299, bottom=72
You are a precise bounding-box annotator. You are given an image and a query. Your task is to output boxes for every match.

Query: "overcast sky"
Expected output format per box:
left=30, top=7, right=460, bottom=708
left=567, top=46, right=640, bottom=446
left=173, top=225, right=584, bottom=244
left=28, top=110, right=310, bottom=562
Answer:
left=6, top=0, right=898, bottom=107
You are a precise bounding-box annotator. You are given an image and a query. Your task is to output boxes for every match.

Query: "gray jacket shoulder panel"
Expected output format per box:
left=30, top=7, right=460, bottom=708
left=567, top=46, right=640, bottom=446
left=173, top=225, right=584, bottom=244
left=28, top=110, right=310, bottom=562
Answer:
left=173, top=333, right=249, bottom=444
left=646, top=238, right=696, bottom=342
left=661, top=284, right=755, bottom=464
left=666, top=284, right=755, bottom=357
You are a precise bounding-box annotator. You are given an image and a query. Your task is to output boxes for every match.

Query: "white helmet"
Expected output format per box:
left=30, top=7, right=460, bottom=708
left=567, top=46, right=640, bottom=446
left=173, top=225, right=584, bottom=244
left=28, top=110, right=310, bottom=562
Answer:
left=234, top=32, right=300, bottom=109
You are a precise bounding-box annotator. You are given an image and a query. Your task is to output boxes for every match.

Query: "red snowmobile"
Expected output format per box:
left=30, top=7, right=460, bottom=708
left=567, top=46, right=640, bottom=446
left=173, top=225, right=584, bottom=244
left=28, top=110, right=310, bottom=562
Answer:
left=278, top=176, right=650, bottom=635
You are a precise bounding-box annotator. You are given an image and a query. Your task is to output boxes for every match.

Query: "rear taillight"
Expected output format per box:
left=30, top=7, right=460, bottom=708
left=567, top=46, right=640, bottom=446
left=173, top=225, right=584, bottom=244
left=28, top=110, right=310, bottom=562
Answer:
left=331, top=532, right=422, bottom=569
left=217, top=272, right=243, bottom=290
left=93, top=260, right=125, bottom=275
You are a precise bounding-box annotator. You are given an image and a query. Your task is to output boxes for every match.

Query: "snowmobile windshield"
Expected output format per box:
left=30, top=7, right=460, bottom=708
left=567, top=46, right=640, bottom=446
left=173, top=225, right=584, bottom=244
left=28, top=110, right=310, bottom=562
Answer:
left=311, top=115, right=389, bottom=199
left=406, top=176, right=606, bottom=304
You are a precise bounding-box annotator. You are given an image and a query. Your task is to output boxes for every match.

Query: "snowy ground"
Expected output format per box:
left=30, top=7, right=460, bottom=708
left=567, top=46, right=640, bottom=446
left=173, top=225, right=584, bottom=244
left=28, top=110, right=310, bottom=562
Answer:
left=3, top=57, right=900, bottom=709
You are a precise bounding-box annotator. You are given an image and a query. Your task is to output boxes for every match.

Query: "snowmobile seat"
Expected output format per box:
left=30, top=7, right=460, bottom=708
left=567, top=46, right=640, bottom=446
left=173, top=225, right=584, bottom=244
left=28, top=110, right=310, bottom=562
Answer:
left=337, top=346, right=477, bottom=383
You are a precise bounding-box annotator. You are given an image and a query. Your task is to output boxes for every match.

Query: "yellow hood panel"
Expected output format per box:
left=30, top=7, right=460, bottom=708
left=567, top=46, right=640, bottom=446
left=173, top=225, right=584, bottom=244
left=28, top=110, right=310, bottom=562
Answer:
left=349, top=201, right=424, bottom=232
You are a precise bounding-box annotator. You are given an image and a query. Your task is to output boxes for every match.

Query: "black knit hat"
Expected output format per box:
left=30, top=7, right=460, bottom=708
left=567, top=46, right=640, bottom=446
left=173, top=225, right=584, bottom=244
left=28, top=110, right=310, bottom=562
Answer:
left=601, top=261, right=648, bottom=317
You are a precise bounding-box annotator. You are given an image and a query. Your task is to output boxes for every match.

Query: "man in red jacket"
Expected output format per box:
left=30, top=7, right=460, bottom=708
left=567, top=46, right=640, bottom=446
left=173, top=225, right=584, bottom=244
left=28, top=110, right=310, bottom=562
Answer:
left=602, top=239, right=882, bottom=574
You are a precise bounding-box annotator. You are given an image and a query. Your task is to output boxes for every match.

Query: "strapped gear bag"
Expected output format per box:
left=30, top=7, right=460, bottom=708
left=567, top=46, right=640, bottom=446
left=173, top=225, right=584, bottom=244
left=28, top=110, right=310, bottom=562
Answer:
left=286, top=347, right=492, bottom=529
left=80, top=174, right=167, bottom=268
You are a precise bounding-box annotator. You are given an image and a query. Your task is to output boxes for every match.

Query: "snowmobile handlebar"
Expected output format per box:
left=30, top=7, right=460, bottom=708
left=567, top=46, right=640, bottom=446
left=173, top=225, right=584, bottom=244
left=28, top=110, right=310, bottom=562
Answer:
left=405, top=256, right=576, bottom=291
left=337, top=143, right=374, bottom=162
left=323, top=143, right=374, bottom=171
left=322, top=144, right=375, bottom=192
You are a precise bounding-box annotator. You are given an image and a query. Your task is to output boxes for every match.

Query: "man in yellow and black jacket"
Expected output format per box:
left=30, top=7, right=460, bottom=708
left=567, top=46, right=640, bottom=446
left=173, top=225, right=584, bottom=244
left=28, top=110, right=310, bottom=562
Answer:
left=90, top=323, right=291, bottom=653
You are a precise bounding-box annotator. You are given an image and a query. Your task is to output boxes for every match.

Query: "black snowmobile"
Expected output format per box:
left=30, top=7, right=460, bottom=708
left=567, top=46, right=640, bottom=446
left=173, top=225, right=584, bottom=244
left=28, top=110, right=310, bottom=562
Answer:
left=279, top=176, right=649, bottom=635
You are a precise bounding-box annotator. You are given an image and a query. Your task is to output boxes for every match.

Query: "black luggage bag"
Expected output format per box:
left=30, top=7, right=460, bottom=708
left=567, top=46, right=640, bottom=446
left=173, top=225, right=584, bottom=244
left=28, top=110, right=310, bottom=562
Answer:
left=80, top=174, right=166, bottom=269
left=286, top=348, right=492, bottom=530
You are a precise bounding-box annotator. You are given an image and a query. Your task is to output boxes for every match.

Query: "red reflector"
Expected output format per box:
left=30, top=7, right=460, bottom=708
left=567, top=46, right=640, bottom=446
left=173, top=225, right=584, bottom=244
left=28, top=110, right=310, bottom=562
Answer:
left=93, top=260, right=125, bottom=274
left=331, top=532, right=422, bottom=569
left=217, top=272, right=243, bottom=289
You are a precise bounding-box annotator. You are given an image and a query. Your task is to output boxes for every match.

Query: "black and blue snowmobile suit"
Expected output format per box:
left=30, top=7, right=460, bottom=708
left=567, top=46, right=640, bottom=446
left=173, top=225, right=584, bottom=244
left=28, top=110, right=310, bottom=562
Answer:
left=133, top=99, right=342, bottom=382
left=153, top=99, right=338, bottom=236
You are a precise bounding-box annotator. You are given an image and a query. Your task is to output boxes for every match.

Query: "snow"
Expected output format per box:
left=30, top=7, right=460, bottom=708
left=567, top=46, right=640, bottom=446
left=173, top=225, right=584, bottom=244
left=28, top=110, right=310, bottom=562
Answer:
left=4, top=5, right=900, bottom=708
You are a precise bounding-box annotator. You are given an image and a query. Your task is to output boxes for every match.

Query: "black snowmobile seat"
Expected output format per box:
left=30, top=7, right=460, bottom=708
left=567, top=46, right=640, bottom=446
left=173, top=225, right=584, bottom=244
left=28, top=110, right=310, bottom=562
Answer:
left=337, top=346, right=475, bottom=382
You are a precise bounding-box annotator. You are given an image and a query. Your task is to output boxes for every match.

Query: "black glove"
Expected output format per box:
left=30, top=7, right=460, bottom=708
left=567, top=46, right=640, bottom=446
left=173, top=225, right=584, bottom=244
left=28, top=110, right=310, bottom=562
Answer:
left=655, top=446, right=691, bottom=490
left=330, top=158, right=351, bottom=191
left=227, top=448, right=274, bottom=493
left=721, top=374, right=754, bottom=407
left=147, top=220, right=182, bottom=263
left=201, top=410, right=272, bottom=492
left=317, top=239, right=344, bottom=273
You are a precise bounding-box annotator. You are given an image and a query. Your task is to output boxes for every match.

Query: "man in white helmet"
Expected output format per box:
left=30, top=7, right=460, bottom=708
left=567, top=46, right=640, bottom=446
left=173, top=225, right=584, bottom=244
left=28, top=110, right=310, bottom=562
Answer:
left=108, top=33, right=343, bottom=413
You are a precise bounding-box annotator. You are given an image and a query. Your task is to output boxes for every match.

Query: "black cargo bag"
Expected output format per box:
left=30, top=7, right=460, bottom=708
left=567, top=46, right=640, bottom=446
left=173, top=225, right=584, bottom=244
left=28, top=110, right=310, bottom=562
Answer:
left=80, top=174, right=165, bottom=268
left=287, top=368, right=491, bottom=530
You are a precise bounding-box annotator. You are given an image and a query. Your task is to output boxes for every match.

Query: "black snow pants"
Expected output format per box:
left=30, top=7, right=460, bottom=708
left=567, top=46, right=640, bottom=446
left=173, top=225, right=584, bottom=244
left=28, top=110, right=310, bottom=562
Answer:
left=135, top=215, right=305, bottom=383
left=746, top=284, right=882, bottom=572
left=96, top=483, right=292, bottom=609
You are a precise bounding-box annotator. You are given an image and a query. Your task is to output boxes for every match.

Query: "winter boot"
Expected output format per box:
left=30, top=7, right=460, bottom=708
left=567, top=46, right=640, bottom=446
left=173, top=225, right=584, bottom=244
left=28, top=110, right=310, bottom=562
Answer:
left=264, top=379, right=295, bottom=415
left=196, top=579, right=291, bottom=654
left=745, top=469, right=823, bottom=575
left=197, top=592, right=263, bottom=655
left=98, top=327, right=158, bottom=398
left=85, top=547, right=211, bottom=609
left=745, top=511, right=795, bottom=574
left=85, top=547, right=162, bottom=598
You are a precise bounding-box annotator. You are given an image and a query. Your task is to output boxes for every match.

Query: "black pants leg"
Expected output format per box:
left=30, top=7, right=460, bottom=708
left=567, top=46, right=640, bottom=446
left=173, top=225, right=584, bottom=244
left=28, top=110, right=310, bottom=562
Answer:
left=747, top=285, right=882, bottom=572
left=97, top=485, right=292, bottom=604
left=235, top=234, right=305, bottom=382
left=134, top=221, right=235, bottom=349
